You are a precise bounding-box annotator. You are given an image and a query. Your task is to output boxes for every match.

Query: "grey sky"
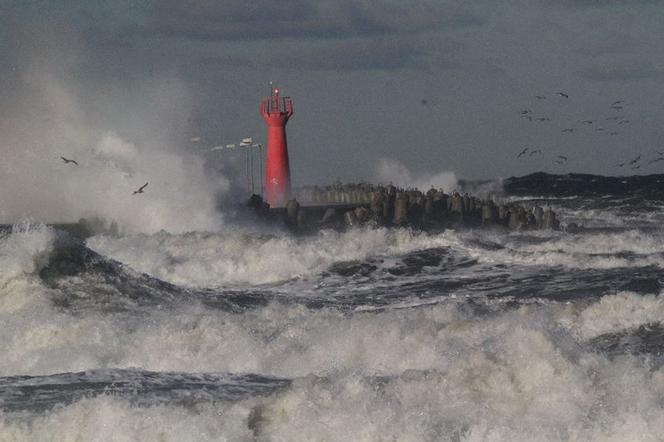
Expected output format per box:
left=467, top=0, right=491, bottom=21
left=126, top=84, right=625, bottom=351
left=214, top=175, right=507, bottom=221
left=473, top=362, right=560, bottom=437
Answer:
left=2, top=0, right=664, bottom=186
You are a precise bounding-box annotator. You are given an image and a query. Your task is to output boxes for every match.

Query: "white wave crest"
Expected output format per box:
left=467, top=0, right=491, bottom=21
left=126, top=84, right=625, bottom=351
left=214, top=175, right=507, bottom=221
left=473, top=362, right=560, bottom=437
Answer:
left=0, top=222, right=55, bottom=314
left=2, top=340, right=664, bottom=441
left=575, top=291, right=664, bottom=340
left=464, top=229, right=664, bottom=270
left=0, top=396, right=256, bottom=441
left=87, top=228, right=461, bottom=287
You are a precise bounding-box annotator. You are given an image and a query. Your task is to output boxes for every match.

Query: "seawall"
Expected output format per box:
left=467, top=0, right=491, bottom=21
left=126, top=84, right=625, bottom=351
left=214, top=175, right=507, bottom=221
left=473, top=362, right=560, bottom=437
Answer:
left=249, top=183, right=559, bottom=233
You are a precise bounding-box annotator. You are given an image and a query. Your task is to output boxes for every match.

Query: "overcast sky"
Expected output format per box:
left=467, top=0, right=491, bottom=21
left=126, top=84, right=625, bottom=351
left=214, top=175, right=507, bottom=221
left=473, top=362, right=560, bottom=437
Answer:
left=2, top=0, right=664, bottom=186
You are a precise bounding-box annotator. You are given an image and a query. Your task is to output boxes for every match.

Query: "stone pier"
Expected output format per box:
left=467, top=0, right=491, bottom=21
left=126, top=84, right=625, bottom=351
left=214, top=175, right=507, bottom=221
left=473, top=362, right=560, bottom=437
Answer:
left=249, top=183, right=560, bottom=233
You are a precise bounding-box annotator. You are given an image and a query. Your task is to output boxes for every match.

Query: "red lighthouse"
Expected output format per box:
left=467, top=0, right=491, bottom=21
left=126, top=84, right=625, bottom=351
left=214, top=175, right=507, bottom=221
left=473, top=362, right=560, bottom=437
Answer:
left=261, top=86, right=293, bottom=208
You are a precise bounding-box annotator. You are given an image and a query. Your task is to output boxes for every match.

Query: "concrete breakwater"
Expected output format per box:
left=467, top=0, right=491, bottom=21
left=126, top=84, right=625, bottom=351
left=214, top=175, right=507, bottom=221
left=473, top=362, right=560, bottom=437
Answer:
left=249, top=183, right=560, bottom=232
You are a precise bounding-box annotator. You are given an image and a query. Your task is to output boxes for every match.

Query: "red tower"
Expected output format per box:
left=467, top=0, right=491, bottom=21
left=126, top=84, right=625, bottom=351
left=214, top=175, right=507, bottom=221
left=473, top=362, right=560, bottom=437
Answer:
left=261, top=87, right=293, bottom=208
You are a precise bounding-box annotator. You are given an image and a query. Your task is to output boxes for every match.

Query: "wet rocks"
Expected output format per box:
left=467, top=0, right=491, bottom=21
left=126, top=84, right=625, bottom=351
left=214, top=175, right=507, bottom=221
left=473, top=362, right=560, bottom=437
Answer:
left=252, top=183, right=561, bottom=233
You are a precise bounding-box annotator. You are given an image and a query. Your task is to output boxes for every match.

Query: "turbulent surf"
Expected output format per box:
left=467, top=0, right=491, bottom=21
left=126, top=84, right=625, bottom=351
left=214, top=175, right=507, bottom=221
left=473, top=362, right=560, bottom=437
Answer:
left=2, top=174, right=664, bottom=441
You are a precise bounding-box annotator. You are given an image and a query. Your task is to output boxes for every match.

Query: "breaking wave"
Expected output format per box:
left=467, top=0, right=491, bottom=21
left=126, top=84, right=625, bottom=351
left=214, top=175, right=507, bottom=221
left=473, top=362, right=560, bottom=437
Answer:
left=3, top=184, right=664, bottom=440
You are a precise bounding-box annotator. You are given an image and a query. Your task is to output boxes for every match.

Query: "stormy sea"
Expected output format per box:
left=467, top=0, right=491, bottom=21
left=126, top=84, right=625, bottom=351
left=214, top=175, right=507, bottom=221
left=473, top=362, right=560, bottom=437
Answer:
left=2, top=173, right=664, bottom=441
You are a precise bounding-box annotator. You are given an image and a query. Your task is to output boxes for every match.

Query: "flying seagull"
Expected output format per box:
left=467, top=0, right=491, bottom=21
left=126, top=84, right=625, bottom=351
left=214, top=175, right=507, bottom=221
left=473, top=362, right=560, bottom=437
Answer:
left=535, top=95, right=546, bottom=100
left=529, top=149, right=542, bottom=157
left=581, top=120, right=594, bottom=124
left=60, top=156, right=78, bottom=165
left=557, top=155, right=568, bottom=162
left=628, top=155, right=641, bottom=166
left=517, top=147, right=529, bottom=158
left=557, top=92, right=569, bottom=98
left=519, top=109, right=531, bottom=115
left=535, top=117, right=550, bottom=122
left=612, top=100, right=623, bottom=105
left=132, top=182, right=148, bottom=195
left=561, top=128, right=575, bottom=133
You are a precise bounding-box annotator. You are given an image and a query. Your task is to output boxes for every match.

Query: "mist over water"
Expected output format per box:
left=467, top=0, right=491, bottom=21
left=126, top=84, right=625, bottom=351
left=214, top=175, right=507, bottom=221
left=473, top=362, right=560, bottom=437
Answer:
left=0, top=26, right=228, bottom=233
left=374, top=157, right=458, bottom=193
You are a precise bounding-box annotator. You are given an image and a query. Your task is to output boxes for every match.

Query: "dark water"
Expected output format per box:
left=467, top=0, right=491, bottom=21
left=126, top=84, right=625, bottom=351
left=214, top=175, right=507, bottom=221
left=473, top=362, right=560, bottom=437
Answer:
left=2, top=174, right=664, bottom=440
